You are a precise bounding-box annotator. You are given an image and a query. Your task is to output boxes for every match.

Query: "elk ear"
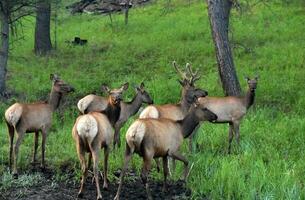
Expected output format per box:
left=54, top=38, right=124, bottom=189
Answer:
left=244, top=76, right=250, bottom=81
left=101, top=84, right=110, bottom=93
left=50, top=74, right=59, bottom=82
left=121, top=82, right=129, bottom=91
left=140, top=82, right=145, bottom=89
left=255, top=75, right=259, bottom=81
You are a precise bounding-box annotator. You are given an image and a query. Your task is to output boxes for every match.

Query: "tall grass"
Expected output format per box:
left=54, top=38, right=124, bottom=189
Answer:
left=1, top=0, right=305, bottom=199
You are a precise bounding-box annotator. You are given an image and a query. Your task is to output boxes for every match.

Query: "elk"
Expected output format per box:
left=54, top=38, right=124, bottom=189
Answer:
left=139, top=62, right=208, bottom=169
left=114, top=102, right=217, bottom=200
left=4, top=74, right=74, bottom=178
left=113, top=82, right=153, bottom=148
left=78, top=82, right=153, bottom=148
left=139, top=62, right=208, bottom=120
left=72, top=83, right=128, bottom=200
left=197, top=76, right=259, bottom=153
left=72, top=112, right=113, bottom=200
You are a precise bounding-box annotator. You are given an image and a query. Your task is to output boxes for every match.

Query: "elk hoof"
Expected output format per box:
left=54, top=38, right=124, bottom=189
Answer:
left=162, top=185, right=168, bottom=192
left=13, top=173, right=18, bottom=179
left=97, top=194, right=102, bottom=200
left=103, top=182, right=109, bottom=190
left=77, top=192, right=84, bottom=198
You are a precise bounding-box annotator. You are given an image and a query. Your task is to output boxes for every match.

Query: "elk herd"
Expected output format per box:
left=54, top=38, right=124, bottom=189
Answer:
left=4, top=62, right=258, bottom=200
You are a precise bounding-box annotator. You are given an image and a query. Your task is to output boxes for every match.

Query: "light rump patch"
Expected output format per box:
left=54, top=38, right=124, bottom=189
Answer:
left=76, top=114, right=98, bottom=143
left=5, top=103, right=23, bottom=127
left=139, top=106, right=159, bottom=119
left=77, top=94, right=96, bottom=114
left=125, top=120, right=146, bottom=152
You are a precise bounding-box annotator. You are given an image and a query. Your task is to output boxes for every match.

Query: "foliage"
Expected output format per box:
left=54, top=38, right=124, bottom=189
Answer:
left=0, top=0, right=305, bottom=199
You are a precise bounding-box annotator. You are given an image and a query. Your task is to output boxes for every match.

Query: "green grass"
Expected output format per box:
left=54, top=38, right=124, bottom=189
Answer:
left=1, top=0, right=305, bottom=199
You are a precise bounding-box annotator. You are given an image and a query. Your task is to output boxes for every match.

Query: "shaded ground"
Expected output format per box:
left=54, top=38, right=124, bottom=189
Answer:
left=1, top=166, right=191, bottom=200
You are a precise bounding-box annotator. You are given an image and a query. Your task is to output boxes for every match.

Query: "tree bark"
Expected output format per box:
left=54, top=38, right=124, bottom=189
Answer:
left=207, top=0, right=241, bottom=96
left=0, top=2, right=9, bottom=95
left=34, top=0, right=52, bottom=55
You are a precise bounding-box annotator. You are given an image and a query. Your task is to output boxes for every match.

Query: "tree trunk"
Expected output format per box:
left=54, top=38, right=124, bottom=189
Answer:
left=124, top=0, right=130, bottom=25
left=34, top=0, right=52, bottom=55
left=0, top=5, right=9, bottom=96
left=207, top=0, right=241, bottom=96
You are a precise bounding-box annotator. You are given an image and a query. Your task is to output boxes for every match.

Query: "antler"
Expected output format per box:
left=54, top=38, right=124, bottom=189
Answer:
left=186, top=63, right=201, bottom=84
left=172, top=61, right=188, bottom=80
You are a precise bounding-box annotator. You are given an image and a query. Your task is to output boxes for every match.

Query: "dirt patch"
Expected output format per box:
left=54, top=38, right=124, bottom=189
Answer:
left=1, top=167, right=191, bottom=200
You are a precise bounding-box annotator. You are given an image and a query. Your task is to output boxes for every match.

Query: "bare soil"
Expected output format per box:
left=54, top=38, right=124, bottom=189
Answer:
left=1, top=165, right=191, bottom=200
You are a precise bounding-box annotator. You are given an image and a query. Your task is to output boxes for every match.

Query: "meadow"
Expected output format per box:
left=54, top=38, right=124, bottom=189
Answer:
left=1, top=0, right=305, bottom=199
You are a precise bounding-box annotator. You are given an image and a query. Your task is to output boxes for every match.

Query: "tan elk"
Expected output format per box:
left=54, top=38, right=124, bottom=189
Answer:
left=139, top=62, right=208, bottom=169
left=72, top=83, right=128, bottom=200
left=139, top=62, right=208, bottom=120
left=4, top=74, right=74, bottom=178
left=72, top=112, right=113, bottom=200
left=113, top=82, right=153, bottom=148
left=78, top=82, right=153, bottom=148
left=197, top=76, right=258, bottom=153
left=114, top=102, right=217, bottom=200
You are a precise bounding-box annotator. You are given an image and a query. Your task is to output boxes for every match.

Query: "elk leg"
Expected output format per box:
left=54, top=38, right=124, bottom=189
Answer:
left=41, top=130, right=48, bottom=169
left=92, top=150, right=102, bottom=200
left=6, top=121, right=14, bottom=170
left=141, top=153, right=153, bottom=200
left=114, top=143, right=133, bottom=200
left=170, top=151, right=189, bottom=181
left=32, top=131, right=39, bottom=164
left=103, top=146, right=109, bottom=189
left=77, top=146, right=87, bottom=198
left=228, top=123, right=234, bottom=154
left=233, top=122, right=240, bottom=145
left=154, top=158, right=161, bottom=172
left=162, top=156, right=169, bottom=192
left=88, top=152, right=92, bottom=170
left=114, top=121, right=123, bottom=149
left=13, top=131, right=25, bottom=178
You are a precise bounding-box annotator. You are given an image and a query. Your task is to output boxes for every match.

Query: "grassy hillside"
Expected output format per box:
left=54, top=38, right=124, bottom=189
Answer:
left=1, top=0, right=305, bottom=199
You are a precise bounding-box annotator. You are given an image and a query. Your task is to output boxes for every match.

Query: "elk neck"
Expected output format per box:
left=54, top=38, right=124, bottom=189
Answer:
left=244, top=87, right=256, bottom=109
left=179, top=111, right=200, bottom=138
left=48, top=88, right=62, bottom=111
left=125, top=93, right=143, bottom=116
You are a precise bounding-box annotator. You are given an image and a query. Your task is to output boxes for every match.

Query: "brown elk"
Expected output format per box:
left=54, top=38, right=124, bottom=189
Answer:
left=114, top=102, right=217, bottom=200
left=72, top=112, right=113, bottom=200
left=113, top=82, right=153, bottom=148
left=72, top=83, right=128, bottom=200
left=139, top=62, right=208, bottom=120
left=4, top=74, right=74, bottom=178
left=78, top=82, right=153, bottom=148
left=197, top=76, right=258, bottom=153
left=139, top=62, right=208, bottom=169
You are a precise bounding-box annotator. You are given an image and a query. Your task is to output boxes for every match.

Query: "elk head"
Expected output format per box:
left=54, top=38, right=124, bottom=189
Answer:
left=173, top=61, right=208, bottom=103
left=245, top=76, right=258, bottom=91
left=101, top=82, right=129, bottom=105
left=193, top=100, right=218, bottom=122
left=50, top=74, right=75, bottom=94
left=135, top=82, right=154, bottom=105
